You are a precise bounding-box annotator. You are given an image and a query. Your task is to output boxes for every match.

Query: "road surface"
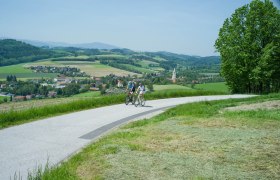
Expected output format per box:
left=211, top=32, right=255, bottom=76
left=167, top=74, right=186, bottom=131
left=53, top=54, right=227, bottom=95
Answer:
left=0, top=95, right=255, bottom=179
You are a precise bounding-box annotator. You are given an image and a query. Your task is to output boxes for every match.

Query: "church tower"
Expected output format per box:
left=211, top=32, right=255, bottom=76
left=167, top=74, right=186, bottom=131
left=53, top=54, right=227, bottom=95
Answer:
left=172, top=68, right=176, bottom=83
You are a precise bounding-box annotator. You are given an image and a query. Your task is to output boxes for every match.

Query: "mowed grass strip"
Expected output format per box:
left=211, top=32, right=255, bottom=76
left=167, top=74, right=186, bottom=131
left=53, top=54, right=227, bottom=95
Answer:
left=30, top=93, right=280, bottom=179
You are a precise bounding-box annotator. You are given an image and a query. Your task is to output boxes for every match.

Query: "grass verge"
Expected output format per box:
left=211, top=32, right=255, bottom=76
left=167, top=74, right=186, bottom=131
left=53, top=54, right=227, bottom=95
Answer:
left=28, top=93, right=280, bottom=179
left=0, top=89, right=225, bottom=129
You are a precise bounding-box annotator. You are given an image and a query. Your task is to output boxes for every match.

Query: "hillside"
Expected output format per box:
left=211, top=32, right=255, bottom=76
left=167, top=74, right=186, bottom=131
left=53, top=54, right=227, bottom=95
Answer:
left=0, top=39, right=66, bottom=66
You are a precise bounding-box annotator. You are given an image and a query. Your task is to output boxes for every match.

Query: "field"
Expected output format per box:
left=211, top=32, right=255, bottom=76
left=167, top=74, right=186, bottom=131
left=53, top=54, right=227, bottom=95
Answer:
left=119, top=63, right=155, bottom=73
left=26, top=60, right=139, bottom=77
left=0, top=64, right=58, bottom=80
left=154, top=84, right=192, bottom=91
left=71, top=91, right=100, bottom=98
left=31, top=94, right=280, bottom=179
left=195, top=82, right=229, bottom=93
left=0, top=55, right=141, bottom=80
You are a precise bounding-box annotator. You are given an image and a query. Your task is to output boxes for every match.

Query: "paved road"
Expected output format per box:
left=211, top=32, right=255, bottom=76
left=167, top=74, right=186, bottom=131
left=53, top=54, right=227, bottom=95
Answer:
left=0, top=95, right=255, bottom=179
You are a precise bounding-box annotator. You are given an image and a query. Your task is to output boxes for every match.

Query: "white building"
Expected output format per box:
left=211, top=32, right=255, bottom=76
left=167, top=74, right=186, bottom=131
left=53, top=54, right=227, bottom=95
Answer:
left=172, top=68, right=176, bottom=83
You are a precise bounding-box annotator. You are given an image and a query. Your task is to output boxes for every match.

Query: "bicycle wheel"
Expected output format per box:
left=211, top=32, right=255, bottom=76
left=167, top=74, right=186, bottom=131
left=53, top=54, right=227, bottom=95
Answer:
left=132, top=96, right=135, bottom=105
left=125, top=96, right=129, bottom=105
left=140, top=97, right=145, bottom=106
left=134, top=97, right=139, bottom=107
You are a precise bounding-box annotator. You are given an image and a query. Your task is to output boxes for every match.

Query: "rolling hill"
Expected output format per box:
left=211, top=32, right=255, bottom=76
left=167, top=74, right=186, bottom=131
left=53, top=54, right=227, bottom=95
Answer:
left=0, top=39, right=66, bottom=66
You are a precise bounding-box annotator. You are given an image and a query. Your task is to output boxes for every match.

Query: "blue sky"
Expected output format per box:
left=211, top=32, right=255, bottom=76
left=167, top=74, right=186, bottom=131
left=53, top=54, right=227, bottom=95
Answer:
left=0, top=0, right=279, bottom=56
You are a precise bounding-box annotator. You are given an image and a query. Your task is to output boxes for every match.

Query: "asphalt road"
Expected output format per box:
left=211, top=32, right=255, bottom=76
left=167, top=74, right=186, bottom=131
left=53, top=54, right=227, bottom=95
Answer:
left=0, top=95, right=255, bottom=179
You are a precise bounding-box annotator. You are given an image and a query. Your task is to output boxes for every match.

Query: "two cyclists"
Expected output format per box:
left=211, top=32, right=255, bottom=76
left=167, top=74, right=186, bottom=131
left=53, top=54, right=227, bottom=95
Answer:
left=125, top=81, right=146, bottom=106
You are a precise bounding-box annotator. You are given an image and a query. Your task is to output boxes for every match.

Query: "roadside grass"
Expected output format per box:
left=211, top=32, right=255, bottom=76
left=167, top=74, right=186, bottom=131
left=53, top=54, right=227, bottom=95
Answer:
left=0, top=89, right=225, bottom=129
left=29, top=93, right=280, bottom=179
left=195, top=82, right=229, bottom=93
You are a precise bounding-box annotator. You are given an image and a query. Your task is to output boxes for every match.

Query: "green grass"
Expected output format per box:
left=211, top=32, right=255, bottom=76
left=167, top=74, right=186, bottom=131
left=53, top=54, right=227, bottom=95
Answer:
left=195, top=82, right=229, bottom=93
left=29, top=93, right=280, bottom=179
left=119, top=63, right=155, bottom=73
left=71, top=91, right=100, bottom=98
left=0, top=64, right=59, bottom=79
left=0, top=96, right=8, bottom=103
left=0, top=89, right=225, bottom=129
left=154, top=84, right=192, bottom=91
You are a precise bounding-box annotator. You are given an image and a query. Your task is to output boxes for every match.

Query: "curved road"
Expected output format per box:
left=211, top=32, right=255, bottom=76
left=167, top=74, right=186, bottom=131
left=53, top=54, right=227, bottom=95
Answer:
left=0, top=95, right=255, bottom=179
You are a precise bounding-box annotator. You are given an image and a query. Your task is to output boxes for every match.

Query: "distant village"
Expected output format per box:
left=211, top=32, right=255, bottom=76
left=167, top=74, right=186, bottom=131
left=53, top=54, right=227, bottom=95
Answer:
left=28, top=65, right=89, bottom=77
left=0, top=67, right=219, bottom=103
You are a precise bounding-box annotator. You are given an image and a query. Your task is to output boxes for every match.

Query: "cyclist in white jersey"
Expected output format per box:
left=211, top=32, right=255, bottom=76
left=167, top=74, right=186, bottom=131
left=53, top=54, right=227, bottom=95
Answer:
left=137, top=83, right=145, bottom=96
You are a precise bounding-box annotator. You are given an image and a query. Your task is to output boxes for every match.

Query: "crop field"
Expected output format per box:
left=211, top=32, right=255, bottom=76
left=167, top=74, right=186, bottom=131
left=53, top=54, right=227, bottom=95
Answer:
left=23, top=60, right=138, bottom=77
left=0, top=64, right=58, bottom=80
left=95, top=54, right=127, bottom=59
left=154, top=84, right=192, bottom=91
left=2, top=57, right=161, bottom=80
left=195, top=82, right=229, bottom=93
left=33, top=94, right=280, bottom=179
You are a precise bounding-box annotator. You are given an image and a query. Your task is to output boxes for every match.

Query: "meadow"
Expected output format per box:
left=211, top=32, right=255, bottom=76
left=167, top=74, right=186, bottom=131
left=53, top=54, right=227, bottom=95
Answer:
left=28, top=94, right=280, bottom=179
left=195, top=82, right=229, bottom=93
left=0, top=64, right=58, bottom=80
left=153, top=84, right=192, bottom=91
left=26, top=60, right=138, bottom=77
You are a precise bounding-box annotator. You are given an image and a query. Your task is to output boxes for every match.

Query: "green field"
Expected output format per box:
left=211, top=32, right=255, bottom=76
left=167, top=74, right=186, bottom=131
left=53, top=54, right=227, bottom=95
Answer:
left=119, top=64, right=155, bottom=73
left=0, top=60, right=136, bottom=80
left=26, top=60, right=138, bottom=77
left=72, top=91, right=100, bottom=98
left=195, top=82, right=229, bottom=93
left=0, top=64, right=58, bottom=80
left=29, top=94, right=280, bottom=179
left=154, top=84, right=192, bottom=91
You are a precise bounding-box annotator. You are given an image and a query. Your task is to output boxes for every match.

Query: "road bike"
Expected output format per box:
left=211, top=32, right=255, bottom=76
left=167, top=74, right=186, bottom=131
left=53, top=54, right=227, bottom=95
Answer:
left=125, top=91, right=135, bottom=105
left=134, top=93, right=145, bottom=107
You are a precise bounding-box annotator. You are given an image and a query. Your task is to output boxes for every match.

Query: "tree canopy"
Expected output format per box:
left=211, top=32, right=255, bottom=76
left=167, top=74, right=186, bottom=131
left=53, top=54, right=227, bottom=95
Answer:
left=215, top=0, right=280, bottom=94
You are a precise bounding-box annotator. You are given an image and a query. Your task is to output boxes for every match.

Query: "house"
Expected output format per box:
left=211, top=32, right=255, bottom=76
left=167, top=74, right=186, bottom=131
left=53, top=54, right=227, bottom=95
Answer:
left=48, top=91, right=57, bottom=98
left=0, top=84, right=6, bottom=89
left=13, top=96, right=26, bottom=101
left=117, top=80, right=124, bottom=88
left=26, top=95, right=33, bottom=100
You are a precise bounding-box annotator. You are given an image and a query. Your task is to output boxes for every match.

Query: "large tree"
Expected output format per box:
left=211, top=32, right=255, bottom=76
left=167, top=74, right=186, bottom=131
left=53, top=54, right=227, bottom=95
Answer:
left=215, top=0, right=280, bottom=93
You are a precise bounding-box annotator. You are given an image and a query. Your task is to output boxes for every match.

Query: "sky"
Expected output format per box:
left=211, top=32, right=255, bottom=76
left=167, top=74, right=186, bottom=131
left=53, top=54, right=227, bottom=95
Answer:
left=0, top=0, right=279, bottom=56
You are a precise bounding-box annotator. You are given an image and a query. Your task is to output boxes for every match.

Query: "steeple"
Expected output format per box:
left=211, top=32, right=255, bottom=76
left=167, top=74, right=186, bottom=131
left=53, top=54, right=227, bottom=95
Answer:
left=172, top=68, right=176, bottom=83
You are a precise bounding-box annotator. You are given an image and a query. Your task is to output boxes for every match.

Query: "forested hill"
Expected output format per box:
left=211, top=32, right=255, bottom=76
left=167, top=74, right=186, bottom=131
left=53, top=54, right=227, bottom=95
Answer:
left=0, top=39, right=220, bottom=71
left=149, top=51, right=220, bottom=68
left=0, top=39, right=65, bottom=66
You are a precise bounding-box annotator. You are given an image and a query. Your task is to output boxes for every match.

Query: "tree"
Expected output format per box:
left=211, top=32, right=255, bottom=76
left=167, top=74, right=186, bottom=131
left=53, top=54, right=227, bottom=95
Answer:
left=63, top=83, right=80, bottom=96
left=215, top=0, right=280, bottom=93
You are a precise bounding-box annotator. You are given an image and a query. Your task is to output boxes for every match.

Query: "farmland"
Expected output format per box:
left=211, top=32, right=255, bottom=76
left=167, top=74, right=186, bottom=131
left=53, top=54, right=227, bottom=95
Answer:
left=0, top=60, right=138, bottom=79
left=0, top=64, right=58, bottom=80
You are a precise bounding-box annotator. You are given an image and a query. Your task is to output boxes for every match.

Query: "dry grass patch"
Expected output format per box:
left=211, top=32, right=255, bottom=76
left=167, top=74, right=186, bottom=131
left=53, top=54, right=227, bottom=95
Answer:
left=102, top=116, right=280, bottom=179
left=224, top=100, right=280, bottom=111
